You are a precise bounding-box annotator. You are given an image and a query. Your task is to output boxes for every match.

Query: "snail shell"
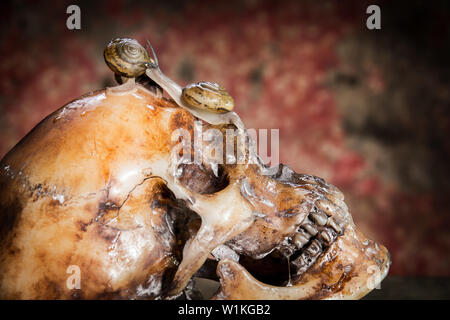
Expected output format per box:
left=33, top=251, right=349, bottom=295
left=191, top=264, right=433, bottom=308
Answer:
left=104, top=38, right=152, bottom=78
left=181, top=82, right=234, bottom=113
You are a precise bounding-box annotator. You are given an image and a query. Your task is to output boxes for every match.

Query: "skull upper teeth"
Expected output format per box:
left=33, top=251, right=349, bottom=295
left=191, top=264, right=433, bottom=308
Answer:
left=326, top=217, right=343, bottom=234
left=310, top=210, right=328, bottom=226
left=301, top=221, right=318, bottom=236
left=293, top=232, right=310, bottom=249
left=315, top=199, right=334, bottom=216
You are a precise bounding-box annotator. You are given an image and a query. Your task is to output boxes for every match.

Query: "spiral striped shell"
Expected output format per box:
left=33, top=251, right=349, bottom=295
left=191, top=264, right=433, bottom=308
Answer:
left=104, top=38, right=151, bottom=78
left=181, top=82, right=234, bottom=113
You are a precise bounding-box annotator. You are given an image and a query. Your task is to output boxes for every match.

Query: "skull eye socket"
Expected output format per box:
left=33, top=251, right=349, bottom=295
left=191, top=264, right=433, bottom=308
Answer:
left=177, top=163, right=229, bottom=194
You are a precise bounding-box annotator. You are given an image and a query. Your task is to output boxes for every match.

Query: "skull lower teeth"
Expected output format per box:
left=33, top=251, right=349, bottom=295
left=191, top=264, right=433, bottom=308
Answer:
left=289, top=207, right=345, bottom=278
left=318, top=228, right=337, bottom=245
left=305, top=239, right=322, bottom=256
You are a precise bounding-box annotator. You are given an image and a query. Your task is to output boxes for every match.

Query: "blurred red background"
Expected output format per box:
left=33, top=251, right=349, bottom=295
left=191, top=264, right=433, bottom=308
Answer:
left=1, top=0, right=449, bottom=276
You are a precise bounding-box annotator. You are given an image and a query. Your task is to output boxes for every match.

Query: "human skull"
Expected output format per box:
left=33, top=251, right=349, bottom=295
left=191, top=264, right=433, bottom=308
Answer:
left=0, top=82, right=390, bottom=299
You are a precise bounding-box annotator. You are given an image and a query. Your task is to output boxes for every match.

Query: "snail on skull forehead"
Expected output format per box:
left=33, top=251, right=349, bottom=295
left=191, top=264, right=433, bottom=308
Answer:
left=104, top=38, right=237, bottom=123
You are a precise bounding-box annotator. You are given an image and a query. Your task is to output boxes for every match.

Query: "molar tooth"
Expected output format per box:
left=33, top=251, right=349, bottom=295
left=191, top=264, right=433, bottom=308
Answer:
left=292, top=255, right=307, bottom=270
left=299, top=229, right=311, bottom=240
left=327, top=217, right=343, bottom=234
left=311, top=210, right=328, bottom=226
left=292, top=251, right=318, bottom=275
left=305, top=240, right=322, bottom=256
left=319, top=228, right=337, bottom=245
left=302, top=223, right=318, bottom=236
left=293, top=233, right=310, bottom=249
left=315, top=199, right=335, bottom=216
left=279, top=245, right=295, bottom=258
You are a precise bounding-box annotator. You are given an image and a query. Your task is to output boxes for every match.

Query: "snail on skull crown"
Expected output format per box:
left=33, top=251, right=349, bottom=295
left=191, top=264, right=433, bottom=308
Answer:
left=104, top=38, right=152, bottom=83
left=104, top=37, right=235, bottom=116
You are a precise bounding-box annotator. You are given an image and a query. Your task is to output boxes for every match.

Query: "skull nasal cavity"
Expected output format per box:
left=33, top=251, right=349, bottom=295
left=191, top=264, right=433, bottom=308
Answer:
left=177, top=163, right=229, bottom=194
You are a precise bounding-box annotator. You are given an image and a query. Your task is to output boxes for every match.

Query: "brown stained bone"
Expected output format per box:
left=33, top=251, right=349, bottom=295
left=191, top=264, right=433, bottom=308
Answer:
left=0, top=83, right=390, bottom=299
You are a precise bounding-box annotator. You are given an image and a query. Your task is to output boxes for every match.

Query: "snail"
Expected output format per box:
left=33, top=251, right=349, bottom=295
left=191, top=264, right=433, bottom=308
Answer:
left=105, top=38, right=163, bottom=97
left=181, top=81, right=234, bottom=114
left=104, top=37, right=244, bottom=129
left=104, top=38, right=153, bottom=83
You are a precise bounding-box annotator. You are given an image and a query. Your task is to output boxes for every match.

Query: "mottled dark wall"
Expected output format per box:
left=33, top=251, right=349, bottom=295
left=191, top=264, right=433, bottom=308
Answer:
left=1, top=0, right=449, bottom=276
